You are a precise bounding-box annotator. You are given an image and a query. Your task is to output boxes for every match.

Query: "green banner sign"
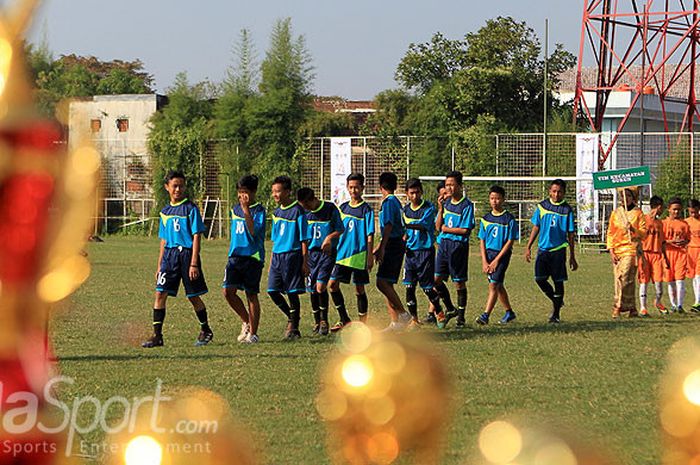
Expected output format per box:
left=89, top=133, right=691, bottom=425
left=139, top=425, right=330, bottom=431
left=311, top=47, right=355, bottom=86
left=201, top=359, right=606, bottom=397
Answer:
left=593, top=166, right=651, bottom=190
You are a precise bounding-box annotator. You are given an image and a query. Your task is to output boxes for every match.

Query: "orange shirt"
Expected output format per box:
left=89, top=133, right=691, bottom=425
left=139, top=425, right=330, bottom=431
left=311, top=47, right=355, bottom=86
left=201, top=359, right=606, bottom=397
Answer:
left=607, top=207, right=647, bottom=257
left=686, top=216, right=700, bottom=248
left=642, top=214, right=664, bottom=253
left=663, top=218, right=690, bottom=251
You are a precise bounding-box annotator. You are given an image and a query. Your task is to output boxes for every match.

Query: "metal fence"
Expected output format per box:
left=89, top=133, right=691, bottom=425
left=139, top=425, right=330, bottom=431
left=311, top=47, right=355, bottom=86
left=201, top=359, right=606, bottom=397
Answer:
left=94, top=132, right=698, bottom=241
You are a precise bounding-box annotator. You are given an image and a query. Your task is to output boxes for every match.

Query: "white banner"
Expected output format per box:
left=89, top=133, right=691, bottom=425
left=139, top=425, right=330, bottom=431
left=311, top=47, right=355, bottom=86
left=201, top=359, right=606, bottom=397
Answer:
left=330, top=137, right=352, bottom=205
left=576, top=134, right=599, bottom=235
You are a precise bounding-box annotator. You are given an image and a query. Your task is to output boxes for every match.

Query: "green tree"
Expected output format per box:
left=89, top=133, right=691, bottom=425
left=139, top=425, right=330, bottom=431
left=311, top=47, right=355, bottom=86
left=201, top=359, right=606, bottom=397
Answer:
left=148, top=72, right=213, bottom=207
left=395, top=32, right=468, bottom=93
left=215, top=29, right=258, bottom=196
left=246, top=17, right=314, bottom=199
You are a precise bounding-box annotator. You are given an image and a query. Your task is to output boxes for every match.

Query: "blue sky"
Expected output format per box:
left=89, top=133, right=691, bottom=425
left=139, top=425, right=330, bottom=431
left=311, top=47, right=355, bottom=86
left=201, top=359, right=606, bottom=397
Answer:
left=29, top=0, right=582, bottom=99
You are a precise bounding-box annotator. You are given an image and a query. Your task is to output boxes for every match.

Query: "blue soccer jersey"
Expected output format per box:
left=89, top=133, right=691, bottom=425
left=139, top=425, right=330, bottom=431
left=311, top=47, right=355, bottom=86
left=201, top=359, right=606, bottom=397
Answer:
left=159, top=199, right=205, bottom=248
left=271, top=201, right=310, bottom=254
left=531, top=199, right=575, bottom=251
left=478, top=210, right=519, bottom=251
left=379, top=194, right=405, bottom=239
left=336, top=201, right=375, bottom=269
left=228, top=203, right=266, bottom=261
left=403, top=200, right=437, bottom=251
left=305, top=200, right=345, bottom=250
left=438, top=196, right=475, bottom=243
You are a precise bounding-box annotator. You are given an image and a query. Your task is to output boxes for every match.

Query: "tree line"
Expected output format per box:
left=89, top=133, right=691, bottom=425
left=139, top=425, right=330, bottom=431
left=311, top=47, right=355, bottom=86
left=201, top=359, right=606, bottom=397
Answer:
left=26, top=16, right=580, bottom=207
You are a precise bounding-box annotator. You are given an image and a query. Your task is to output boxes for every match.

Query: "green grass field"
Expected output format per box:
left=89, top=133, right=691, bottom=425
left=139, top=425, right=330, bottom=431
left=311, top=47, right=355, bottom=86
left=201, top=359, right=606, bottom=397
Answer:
left=51, top=236, right=700, bottom=464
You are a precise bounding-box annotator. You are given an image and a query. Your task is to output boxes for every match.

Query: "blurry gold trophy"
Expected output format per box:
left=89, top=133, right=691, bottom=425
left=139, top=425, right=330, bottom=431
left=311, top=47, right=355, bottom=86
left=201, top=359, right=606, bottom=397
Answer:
left=316, top=324, right=450, bottom=465
left=659, top=337, right=700, bottom=465
left=106, top=389, right=258, bottom=465
left=474, top=420, right=617, bottom=465
left=0, top=0, right=100, bottom=463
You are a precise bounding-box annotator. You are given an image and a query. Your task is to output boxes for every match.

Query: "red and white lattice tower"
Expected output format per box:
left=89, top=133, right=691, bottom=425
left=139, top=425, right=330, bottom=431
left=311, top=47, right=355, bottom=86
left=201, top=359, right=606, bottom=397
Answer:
left=573, top=0, right=700, bottom=167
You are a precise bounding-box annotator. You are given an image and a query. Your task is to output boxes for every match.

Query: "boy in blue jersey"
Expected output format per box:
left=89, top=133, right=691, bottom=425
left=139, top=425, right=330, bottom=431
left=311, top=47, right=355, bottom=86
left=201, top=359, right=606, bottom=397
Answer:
left=434, top=171, right=475, bottom=328
left=298, top=187, right=345, bottom=336
left=525, top=179, right=578, bottom=323
left=329, top=173, right=375, bottom=331
left=142, top=170, right=212, bottom=348
left=402, top=178, right=446, bottom=326
left=375, top=172, right=412, bottom=331
left=475, top=185, right=519, bottom=325
left=268, top=175, right=311, bottom=340
left=222, top=175, right=266, bottom=344
left=423, top=180, right=448, bottom=325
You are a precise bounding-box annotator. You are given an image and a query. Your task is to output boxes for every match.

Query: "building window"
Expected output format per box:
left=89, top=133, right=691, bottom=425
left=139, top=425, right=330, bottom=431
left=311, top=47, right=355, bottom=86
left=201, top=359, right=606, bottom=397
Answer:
left=116, top=118, right=129, bottom=132
left=90, top=119, right=101, bottom=133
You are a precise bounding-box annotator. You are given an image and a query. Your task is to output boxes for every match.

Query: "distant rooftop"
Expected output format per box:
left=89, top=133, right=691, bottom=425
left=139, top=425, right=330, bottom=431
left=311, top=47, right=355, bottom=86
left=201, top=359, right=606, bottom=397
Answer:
left=558, top=65, right=699, bottom=99
left=312, top=97, right=376, bottom=113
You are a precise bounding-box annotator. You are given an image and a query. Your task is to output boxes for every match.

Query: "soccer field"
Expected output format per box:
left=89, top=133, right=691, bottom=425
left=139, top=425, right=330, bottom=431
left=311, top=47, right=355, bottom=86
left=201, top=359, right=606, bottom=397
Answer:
left=53, top=236, right=700, bottom=465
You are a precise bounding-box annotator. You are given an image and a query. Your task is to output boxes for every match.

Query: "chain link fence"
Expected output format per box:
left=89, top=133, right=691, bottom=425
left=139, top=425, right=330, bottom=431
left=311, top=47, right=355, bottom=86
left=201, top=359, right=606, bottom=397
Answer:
left=93, top=133, right=697, bottom=241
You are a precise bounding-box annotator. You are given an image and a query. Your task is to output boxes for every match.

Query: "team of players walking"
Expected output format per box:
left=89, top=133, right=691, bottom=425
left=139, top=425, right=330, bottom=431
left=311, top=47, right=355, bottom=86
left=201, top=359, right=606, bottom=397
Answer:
left=141, top=170, right=578, bottom=347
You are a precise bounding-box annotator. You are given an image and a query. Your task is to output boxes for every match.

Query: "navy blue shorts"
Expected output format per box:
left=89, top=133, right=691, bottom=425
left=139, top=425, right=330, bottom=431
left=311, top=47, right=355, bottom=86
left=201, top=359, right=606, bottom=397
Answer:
left=377, top=238, right=405, bottom=283
left=535, top=248, right=568, bottom=283
left=156, top=247, right=208, bottom=298
left=486, top=249, right=512, bottom=284
left=307, top=248, right=335, bottom=290
left=435, top=239, right=469, bottom=282
left=268, top=251, right=306, bottom=294
left=403, top=248, right=435, bottom=290
left=223, top=255, right=263, bottom=294
left=331, top=264, right=370, bottom=285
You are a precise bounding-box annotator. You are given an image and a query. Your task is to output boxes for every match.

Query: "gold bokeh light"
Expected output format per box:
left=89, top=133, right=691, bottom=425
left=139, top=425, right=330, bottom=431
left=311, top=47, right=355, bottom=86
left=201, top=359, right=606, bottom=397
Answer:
left=342, top=355, right=374, bottom=389
left=124, top=435, right=163, bottom=465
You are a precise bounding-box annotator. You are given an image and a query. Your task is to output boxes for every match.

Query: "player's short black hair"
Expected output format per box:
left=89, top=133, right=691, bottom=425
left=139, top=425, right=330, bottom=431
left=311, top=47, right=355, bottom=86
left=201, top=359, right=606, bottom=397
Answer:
left=164, top=170, right=186, bottom=183
left=445, top=170, right=463, bottom=186
left=650, top=195, right=664, bottom=208
left=550, top=178, right=567, bottom=191
left=297, top=187, right=315, bottom=203
left=379, top=172, right=398, bottom=191
left=669, top=197, right=683, bottom=207
left=689, top=198, right=700, bottom=209
left=347, top=173, right=365, bottom=185
left=489, top=185, right=506, bottom=197
left=405, top=178, right=422, bottom=191
left=237, top=174, right=258, bottom=192
left=272, top=175, right=292, bottom=191
left=436, top=180, right=445, bottom=193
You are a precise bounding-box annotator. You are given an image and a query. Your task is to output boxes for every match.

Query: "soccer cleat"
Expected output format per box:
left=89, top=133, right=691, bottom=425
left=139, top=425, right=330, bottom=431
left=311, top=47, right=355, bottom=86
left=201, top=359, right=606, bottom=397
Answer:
left=311, top=324, right=320, bottom=335
left=640, top=309, right=650, bottom=318
left=442, top=310, right=458, bottom=327
left=243, top=333, right=259, bottom=343
left=407, top=319, right=422, bottom=331
left=475, top=312, right=489, bottom=325
left=548, top=311, right=561, bottom=324
left=284, top=329, right=301, bottom=341
left=677, top=306, right=686, bottom=314
left=455, top=317, right=466, bottom=328
left=628, top=309, right=639, bottom=318
left=358, top=313, right=368, bottom=323
left=330, top=320, right=351, bottom=333
left=656, top=303, right=669, bottom=315
left=499, top=310, right=517, bottom=324
left=398, top=311, right=413, bottom=325
left=142, top=335, right=164, bottom=348
left=319, top=320, right=330, bottom=336
left=436, top=312, right=447, bottom=329
left=422, top=313, right=437, bottom=325
left=237, top=322, right=250, bottom=342
left=381, top=321, right=404, bottom=333
left=195, top=329, right=214, bottom=347
left=692, top=303, right=700, bottom=313
left=671, top=306, right=679, bottom=313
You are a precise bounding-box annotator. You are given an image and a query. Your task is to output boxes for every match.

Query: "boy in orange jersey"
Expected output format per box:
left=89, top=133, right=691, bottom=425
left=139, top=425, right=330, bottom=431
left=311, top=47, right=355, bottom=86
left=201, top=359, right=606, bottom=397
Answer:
left=638, top=195, right=670, bottom=316
left=606, top=188, right=646, bottom=318
left=686, top=199, right=700, bottom=312
left=664, top=197, right=691, bottom=313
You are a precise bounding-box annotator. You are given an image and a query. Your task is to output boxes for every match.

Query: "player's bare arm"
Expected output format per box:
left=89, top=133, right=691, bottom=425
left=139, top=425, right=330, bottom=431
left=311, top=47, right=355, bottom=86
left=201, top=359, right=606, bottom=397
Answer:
left=525, top=226, right=539, bottom=262
left=567, top=232, right=578, bottom=271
